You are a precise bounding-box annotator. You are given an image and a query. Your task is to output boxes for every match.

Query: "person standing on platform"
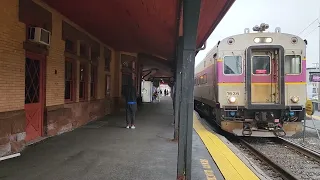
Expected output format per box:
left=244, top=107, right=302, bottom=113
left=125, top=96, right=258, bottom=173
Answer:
left=124, top=78, right=137, bottom=129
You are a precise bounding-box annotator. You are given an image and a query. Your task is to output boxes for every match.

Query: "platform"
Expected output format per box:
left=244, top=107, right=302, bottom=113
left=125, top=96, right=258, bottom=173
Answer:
left=0, top=97, right=221, bottom=180
left=0, top=96, right=273, bottom=180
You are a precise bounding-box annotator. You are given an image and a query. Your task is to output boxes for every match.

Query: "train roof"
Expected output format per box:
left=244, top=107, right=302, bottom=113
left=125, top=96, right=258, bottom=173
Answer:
left=195, top=28, right=306, bottom=74
left=205, top=31, right=305, bottom=57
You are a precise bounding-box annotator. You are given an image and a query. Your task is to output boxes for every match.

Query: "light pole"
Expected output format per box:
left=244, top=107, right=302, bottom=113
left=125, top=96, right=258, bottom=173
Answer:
left=318, top=20, right=320, bottom=108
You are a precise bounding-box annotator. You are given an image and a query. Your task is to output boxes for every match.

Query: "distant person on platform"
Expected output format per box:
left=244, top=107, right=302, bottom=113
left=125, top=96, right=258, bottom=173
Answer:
left=125, top=79, right=137, bottom=129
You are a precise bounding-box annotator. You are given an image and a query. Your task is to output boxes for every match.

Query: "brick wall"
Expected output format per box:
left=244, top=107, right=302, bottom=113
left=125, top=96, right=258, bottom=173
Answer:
left=113, top=51, right=122, bottom=98
left=97, top=46, right=106, bottom=100
left=33, top=0, right=117, bottom=133
left=0, top=0, right=26, bottom=112
left=45, top=11, right=65, bottom=106
left=34, top=0, right=114, bottom=104
left=0, top=0, right=27, bottom=157
left=0, top=0, right=126, bottom=157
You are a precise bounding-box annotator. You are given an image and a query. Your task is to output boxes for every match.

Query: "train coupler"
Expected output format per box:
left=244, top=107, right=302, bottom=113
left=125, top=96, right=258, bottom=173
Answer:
left=273, top=124, right=286, bottom=137
left=242, top=124, right=252, bottom=136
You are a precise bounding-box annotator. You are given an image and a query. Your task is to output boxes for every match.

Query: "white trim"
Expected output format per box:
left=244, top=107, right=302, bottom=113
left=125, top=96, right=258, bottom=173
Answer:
left=0, top=153, right=21, bottom=161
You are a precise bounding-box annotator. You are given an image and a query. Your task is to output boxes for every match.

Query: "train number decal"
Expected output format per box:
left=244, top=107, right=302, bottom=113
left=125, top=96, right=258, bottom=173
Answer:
left=226, top=91, right=240, bottom=96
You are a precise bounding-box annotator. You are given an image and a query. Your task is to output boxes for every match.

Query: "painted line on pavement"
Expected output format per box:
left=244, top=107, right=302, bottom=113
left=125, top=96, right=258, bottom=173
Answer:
left=306, top=114, right=320, bottom=120
left=200, top=159, right=217, bottom=180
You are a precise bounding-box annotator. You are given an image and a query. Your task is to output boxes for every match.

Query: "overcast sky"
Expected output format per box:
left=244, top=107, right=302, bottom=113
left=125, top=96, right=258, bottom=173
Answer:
left=195, top=0, right=320, bottom=68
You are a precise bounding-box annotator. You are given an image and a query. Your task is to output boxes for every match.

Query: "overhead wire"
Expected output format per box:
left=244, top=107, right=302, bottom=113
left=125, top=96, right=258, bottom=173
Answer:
left=298, top=18, right=318, bottom=36
left=304, top=25, right=319, bottom=38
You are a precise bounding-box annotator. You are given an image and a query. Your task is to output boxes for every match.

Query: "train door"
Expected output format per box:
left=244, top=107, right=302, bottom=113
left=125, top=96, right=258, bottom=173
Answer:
left=250, top=50, right=280, bottom=104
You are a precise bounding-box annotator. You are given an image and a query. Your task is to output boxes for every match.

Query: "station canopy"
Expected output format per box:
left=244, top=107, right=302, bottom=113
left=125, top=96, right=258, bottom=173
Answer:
left=43, top=0, right=234, bottom=76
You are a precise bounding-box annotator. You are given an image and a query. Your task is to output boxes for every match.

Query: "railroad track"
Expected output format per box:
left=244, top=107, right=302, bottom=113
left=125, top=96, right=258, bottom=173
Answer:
left=277, top=137, right=320, bottom=163
left=237, top=137, right=320, bottom=180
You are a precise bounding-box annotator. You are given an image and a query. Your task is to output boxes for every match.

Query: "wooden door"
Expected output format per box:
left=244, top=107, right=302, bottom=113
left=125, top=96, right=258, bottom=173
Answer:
left=24, top=52, right=45, bottom=142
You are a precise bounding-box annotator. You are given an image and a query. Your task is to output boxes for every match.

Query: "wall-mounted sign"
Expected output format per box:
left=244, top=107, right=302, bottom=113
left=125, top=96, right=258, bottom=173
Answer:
left=309, top=72, right=320, bottom=82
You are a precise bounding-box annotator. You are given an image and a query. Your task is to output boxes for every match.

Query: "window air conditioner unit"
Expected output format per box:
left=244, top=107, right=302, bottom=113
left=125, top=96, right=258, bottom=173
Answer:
left=28, top=27, right=51, bottom=46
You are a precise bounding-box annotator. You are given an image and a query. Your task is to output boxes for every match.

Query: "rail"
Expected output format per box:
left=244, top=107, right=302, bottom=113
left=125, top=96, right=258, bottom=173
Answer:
left=303, top=117, right=320, bottom=140
left=237, top=137, right=320, bottom=180
left=237, top=138, right=299, bottom=180
left=278, top=137, right=320, bottom=163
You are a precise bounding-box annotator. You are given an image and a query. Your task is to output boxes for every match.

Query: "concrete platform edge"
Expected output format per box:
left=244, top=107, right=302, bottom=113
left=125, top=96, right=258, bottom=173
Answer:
left=213, top=130, right=272, bottom=180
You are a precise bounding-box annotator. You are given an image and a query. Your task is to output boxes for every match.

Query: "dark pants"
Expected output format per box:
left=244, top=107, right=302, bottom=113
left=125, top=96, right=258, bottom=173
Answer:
left=126, top=104, right=137, bottom=125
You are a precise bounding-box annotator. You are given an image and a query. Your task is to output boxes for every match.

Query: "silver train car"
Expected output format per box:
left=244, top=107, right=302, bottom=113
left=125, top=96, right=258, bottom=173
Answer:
left=194, top=24, right=307, bottom=137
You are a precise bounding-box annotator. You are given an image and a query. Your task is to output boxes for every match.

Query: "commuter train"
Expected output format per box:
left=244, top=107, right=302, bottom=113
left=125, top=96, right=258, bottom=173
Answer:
left=194, top=23, right=307, bottom=137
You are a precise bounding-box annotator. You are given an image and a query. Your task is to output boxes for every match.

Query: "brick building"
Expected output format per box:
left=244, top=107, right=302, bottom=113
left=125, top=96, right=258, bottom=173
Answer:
left=0, top=0, right=142, bottom=157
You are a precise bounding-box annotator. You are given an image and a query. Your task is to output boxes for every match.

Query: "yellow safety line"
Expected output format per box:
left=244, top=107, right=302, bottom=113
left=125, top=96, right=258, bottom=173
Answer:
left=306, top=114, right=320, bottom=120
left=285, top=82, right=307, bottom=84
left=217, top=83, right=243, bottom=85
left=193, top=112, right=259, bottom=180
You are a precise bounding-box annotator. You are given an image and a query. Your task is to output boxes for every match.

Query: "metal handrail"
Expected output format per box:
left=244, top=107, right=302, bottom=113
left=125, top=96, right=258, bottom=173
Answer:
left=302, top=117, right=320, bottom=142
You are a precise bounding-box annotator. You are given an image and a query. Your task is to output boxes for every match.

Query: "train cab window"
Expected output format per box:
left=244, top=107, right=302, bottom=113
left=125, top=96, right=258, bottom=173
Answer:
left=223, top=56, right=242, bottom=75
left=203, top=74, right=207, bottom=84
left=284, top=55, right=301, bottom=74
left=199, top=74, right=207, bottom=84
left=252, top=56, right=271, bottom=75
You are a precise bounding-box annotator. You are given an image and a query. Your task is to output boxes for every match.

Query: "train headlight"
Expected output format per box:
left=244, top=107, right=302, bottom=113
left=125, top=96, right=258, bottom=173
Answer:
left=254, top=37, right=273, bottom=43
left=228, top=96, right=236, bottom=103
left=254, top=38, right=260, bottom=43
left=265, top=37, right=273, bottom=43
left=291, top=96, right=299, bottom=103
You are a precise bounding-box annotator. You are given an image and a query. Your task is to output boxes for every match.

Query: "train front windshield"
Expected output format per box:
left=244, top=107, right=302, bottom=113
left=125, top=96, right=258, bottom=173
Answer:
left=252, top=56, right=271, bottom=75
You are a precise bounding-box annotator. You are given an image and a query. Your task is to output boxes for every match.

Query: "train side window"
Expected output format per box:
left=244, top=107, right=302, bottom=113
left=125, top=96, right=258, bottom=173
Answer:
left=223, top=56, right=242, bottom=75
left=252, top=55, right=271, bottom=75
left=284, top=55, right=301, bottom=74
left=199, top=74, right=207, bottom=84
left=204, top=74, right=207, bottom=83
